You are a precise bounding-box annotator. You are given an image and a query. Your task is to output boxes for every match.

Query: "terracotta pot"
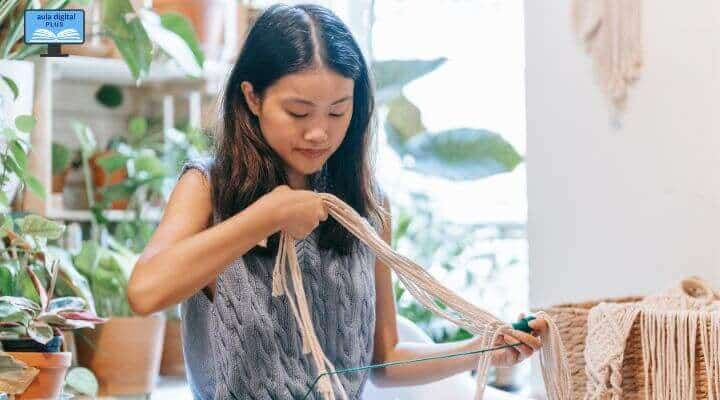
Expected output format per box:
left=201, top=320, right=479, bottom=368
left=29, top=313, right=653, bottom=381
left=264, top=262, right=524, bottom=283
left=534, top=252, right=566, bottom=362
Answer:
left=160, top=319, right=186, bottom=377
left=76, top=314, right=166, bottom=396
left=89, top=150, right=129, bottom=210
left=52, top=168, right=70, bottom=193
left=7, top=352, right=72, bottom=400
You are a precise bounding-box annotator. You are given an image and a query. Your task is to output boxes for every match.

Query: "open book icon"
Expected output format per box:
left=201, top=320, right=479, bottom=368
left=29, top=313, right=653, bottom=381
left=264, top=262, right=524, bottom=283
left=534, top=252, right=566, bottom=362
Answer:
left=30, top=28, right=81, bottom=42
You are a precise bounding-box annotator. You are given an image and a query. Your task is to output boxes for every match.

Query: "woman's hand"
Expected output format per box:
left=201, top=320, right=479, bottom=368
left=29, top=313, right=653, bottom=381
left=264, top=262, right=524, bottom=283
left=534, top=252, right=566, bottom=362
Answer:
left=483, top=314, right=549, bottom=367
left=261, top=185, right=329, bottom=240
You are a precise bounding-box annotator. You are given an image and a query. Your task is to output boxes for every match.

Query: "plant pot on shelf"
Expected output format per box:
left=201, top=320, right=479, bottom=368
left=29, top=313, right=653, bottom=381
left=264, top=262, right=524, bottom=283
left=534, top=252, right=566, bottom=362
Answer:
left=89, top=150, right=129, bottom=210
left=52, top=168, right=71, bottom=194
left=160, top=318, right=186, bottom=377
left=0, top=60, right=34, bottom=211
left=76, top=314, right=166, bottom=396
left=2, top=335, right=72, bottom=400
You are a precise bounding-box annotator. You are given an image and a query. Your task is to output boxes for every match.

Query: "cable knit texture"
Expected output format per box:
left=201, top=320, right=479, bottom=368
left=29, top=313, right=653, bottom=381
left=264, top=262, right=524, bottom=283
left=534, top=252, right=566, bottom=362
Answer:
left=178, top=158, right=378, bottom=400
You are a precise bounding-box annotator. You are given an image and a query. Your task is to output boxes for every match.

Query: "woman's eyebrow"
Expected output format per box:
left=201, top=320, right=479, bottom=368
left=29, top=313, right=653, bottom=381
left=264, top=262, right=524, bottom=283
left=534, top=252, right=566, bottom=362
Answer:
left=286, top=96, right=352, bottom=106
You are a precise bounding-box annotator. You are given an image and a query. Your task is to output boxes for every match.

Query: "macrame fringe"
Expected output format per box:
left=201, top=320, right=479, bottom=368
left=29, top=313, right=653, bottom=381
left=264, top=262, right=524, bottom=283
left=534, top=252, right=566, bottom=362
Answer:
left=270, top=193, right=573, bottom=400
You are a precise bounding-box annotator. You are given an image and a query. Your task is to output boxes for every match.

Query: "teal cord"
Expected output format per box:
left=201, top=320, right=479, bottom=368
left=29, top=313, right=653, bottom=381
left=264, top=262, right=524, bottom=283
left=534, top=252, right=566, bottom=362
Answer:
left=300, top=341, right=523, bottom=400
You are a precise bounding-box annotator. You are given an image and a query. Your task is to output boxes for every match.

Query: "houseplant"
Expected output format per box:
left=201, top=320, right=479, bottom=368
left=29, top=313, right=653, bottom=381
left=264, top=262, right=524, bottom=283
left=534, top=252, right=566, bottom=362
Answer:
left=72, top=237, right=166, bottom=396
left=71, top=120, right=166, bottom=395
left=0, top=209, right=105, bottom=399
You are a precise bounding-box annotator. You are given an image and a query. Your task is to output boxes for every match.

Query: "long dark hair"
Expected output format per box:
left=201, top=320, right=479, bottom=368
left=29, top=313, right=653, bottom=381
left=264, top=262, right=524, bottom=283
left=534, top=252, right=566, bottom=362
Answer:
left=210, top=3, right=387, bottom=256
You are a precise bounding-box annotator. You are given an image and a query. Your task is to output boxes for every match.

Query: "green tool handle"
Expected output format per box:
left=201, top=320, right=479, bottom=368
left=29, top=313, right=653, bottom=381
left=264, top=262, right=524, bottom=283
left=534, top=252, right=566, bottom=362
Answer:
left=511, top=315, right=536, bottom=333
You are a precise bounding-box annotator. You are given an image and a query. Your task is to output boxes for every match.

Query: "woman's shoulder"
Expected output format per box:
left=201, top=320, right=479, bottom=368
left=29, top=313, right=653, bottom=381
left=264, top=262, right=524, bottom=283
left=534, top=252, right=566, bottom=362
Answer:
left=179, top=156, right=215, bottom=181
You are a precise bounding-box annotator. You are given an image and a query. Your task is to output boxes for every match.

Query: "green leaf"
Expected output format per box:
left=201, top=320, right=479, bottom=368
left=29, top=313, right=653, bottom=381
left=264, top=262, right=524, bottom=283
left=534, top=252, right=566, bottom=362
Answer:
left=138, top=9, right=202, bottom=77
left=71, top=0, right=91, bottom=6
left=128, top=116, right=148, bottom=139
left=27, top=320, right=54, bottom=344
left=0, top=75, right=19, bottom=100
left=95, top=84, right=124, bottom=108
left=1, top=127, right=17, bottom=141
left=95, top=152, right=128, bottom=174
left=160, top=12, right=205, bottom=67
left=74, top=241, right=100, bottom=277
left=101, top=181, right=136, bottom=202
left=0, top=0, right=20, bottom=28
left=52, top=142, right=72, bottom=175
left=71, top=121, right=97, bottom=156
left=14, top=115, right=36, bottom=133
left=64, top=367, right=99, bottom=396
left=402, top=128, right=523, bottom=181
left=103, top=0, right=152, bottom=81
left=133, top=153, right=167, bottom=178
left=373, top=58, right=447, bottom=103
left=386, top=95, right=425, bottom=142
left=16, top=215, right=65, bottom=240
left=48, top=297, right=86, bottom=313
left=25, top=175, right=46, bottom=199
left=0, top=260, right=20, bottom=296
left=9, top=140, right=27, bottom=170
left=46, top=246, right=96, bottom=314
left=4, top=154, right=23, bottom=178
left=0, top=301, right=31, bottom=326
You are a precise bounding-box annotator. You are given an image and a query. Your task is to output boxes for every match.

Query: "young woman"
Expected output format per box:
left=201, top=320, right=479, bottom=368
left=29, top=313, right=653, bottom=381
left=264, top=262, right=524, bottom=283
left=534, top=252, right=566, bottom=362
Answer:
left=127, top=4, right=546, bottom=399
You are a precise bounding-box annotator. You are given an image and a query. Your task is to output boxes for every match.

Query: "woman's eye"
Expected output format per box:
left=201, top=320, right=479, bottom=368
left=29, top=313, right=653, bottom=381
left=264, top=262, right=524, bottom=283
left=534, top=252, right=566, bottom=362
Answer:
left=288, top=112, right=309, bottom=118
left=329, top=113, right=346, bottom=118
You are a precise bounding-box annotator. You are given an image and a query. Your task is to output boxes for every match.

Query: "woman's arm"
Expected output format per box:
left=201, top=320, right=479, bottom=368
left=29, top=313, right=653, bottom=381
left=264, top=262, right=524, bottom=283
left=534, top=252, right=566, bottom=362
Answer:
left=370, top=194, right=545, bottom=388
left=127, top=169, right=283, bottom=315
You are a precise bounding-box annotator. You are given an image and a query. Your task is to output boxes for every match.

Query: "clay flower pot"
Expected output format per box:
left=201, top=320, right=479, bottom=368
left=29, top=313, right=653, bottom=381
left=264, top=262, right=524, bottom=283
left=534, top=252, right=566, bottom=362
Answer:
left=89, top=150, right=129, bottom=210
left=7, top=351, right=72, bottom=400
left=76, top=314, right=166, bottom=396
left=160, top=319, right=186, bottom=377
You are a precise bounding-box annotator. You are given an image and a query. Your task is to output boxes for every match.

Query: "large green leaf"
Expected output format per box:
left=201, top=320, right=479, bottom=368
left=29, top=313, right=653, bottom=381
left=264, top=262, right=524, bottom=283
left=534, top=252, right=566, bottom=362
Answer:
left=386, top=95, right=425, bottom=143
left=103, top=0, right=152, bottom=82
left=24, top=175, right=46, bottom=199
left=159, top=12, right=205, bottom=68
left=373, top=58, right=447, bottom=103
left=16, top=215, right=65, bottom=240
left=401, top=128, right=523, bottom=181
left=133, top=152, right=167, bottom=178
left=138, top=9, right=202, bottom=78
left=9, top=140, right=26, bottom=170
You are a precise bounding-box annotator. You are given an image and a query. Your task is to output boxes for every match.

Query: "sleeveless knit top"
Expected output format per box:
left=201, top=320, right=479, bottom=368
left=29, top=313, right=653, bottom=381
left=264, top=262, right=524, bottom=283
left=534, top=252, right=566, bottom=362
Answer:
left=178, top=158, right=381, bottom=400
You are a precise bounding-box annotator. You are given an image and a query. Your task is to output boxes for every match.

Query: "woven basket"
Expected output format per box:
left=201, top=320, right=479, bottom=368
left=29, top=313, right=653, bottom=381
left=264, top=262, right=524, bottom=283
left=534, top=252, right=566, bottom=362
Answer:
left=534, top=296, right=713, bottom=399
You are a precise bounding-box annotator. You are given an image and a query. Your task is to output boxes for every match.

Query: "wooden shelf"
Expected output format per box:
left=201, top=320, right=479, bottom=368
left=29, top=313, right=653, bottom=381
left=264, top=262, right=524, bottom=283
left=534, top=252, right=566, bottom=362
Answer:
left=49, top=55, right=232, bottom=88
left=47, top=207, right=162, bottom=223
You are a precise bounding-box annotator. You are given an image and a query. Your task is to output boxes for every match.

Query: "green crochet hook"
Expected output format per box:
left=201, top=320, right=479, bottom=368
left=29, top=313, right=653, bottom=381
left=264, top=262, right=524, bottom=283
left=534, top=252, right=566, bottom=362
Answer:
left=511, top=315, right=537, bottom=333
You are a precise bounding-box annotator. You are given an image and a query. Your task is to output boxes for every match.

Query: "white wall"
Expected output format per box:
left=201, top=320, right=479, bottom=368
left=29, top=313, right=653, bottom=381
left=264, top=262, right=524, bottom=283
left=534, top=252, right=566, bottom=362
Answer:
left=525, top=0, right=720, bottom=309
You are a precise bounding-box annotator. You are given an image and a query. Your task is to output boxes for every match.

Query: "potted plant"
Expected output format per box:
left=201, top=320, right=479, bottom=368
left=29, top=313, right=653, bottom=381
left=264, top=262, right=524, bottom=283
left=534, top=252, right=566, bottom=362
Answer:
left=0, top=214, right=106, bottom=399
left=159, top=304, right=184, bottom=377
left=73, top=237, right=166, bottom=396
left=51, top=142, right=75, bottom=194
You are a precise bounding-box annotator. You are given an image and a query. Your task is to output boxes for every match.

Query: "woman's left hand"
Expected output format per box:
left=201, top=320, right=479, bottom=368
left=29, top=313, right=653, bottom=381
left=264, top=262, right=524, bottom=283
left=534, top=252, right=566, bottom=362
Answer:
left=483, top=313, right=549, bottom=367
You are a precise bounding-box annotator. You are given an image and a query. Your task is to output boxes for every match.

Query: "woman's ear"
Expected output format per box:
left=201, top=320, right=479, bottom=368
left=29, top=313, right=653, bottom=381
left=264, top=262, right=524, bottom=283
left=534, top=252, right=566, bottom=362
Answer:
left=241, top=81, right=261, bottom=116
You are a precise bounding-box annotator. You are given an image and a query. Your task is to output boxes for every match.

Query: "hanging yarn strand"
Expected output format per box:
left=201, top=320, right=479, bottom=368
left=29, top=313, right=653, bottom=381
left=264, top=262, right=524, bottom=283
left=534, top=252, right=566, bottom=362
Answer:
left=270, top=192, right=573, bottom=400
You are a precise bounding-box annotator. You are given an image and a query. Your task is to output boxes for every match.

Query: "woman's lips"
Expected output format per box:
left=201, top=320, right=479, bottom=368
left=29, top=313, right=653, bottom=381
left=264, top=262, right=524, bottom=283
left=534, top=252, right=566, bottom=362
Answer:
left=296, top=148, right=329, bottom=159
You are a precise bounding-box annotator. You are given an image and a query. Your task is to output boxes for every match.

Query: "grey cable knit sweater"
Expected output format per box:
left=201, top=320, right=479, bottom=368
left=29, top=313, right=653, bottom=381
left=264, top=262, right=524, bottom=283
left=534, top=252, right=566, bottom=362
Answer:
left=178, top=159, right=379, bottom=400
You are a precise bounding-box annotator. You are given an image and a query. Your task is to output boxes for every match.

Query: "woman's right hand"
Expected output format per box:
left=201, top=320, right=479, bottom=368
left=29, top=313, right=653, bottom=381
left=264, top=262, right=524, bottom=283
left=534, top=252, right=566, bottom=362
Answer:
left=263, top=185, right=329, bottom=240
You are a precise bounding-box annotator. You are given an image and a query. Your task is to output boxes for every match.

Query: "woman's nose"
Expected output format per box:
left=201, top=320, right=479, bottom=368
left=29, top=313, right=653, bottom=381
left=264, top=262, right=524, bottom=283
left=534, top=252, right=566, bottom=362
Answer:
left=304, top=127, right=329, bottom=143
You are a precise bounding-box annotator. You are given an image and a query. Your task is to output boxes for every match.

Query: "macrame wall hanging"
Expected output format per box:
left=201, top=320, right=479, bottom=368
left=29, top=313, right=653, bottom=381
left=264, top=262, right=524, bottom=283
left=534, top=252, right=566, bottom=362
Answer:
left=571, top=0, right=643, bottom=114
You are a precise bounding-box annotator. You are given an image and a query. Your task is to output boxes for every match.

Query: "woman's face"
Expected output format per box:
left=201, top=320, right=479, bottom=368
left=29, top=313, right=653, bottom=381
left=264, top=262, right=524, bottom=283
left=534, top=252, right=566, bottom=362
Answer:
left=242, top=66, right=354, bottom=189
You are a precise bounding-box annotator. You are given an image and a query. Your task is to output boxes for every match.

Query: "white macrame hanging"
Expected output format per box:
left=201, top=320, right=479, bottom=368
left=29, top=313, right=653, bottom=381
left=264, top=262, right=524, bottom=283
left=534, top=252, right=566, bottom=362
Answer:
left=571, top=0, right=643, bottom=110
